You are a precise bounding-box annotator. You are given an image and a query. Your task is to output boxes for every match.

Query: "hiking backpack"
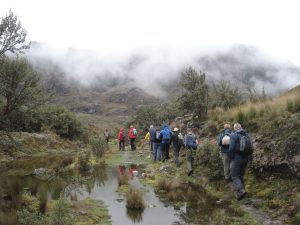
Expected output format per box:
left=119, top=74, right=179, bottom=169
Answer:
left=237, top=133, right=253, bottom=154
left=132, top=128, right=137, bottom=136
left=155, top=130, right=161, bottom=140
left=162, top=130, right=171, bottom=142
left=221, top=134, right=230, bottom=146
left=186, top=134, right=197, bottom=150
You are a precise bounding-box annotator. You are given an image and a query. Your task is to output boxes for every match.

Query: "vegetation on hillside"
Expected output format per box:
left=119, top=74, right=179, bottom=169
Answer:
left=0, top=10, right=83, bottom=141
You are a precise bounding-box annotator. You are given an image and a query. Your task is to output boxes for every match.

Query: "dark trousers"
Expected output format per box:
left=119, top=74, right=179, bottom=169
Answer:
left=130, top=138, right=136, bottom=151
left=174, top=147, right=180, bottom=167
left=150, top=141, right=154, bottom=152
left=166, top=144, right=170, bottom=159
left=119, top=140, right=125, bottom=151
left=231, top=155, right=248, bottom=195
left=161, top=143, right=170, bottom=161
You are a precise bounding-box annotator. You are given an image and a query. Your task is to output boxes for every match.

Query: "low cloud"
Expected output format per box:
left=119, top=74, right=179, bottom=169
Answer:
left=26, top=43, right=300, bottom=97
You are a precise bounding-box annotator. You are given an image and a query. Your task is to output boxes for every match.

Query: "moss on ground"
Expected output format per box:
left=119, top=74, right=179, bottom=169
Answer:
left=70, top=198, right=111, bottom=225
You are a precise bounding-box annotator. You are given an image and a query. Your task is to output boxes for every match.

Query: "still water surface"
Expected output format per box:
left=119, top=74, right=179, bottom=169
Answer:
left=0, top=155, right=223, bottom=225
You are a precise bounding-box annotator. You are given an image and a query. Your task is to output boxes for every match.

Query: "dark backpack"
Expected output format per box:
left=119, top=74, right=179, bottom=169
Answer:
left=155, top=130, right=161, bottom=141
left=236, top=133, right=253, bottom=155
left=186, top=134, right=197, bottom=150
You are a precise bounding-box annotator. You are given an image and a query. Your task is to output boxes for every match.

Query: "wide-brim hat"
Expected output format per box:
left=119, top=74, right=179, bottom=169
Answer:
left=173, top=127, right=179, bottom=132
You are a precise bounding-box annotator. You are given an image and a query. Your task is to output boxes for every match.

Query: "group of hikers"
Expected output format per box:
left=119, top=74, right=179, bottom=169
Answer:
left=110, top=121, right=253, bottom=201
left=116, top=123, right=199, bottom=177
left=217, top=122, right=253, bottom=201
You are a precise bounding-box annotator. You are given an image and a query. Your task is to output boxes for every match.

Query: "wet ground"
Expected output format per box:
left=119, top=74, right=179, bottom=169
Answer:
left=0, top=152, right=233, bottom=225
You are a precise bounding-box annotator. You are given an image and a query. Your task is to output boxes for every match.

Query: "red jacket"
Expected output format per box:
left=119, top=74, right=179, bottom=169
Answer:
left=128, top=127, right=137, bottom=139
left=118, top=128, right=125, bottom=141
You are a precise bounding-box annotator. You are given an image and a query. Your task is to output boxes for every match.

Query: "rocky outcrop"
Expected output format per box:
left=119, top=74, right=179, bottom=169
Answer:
left=251, top=114, right=300, bottom=179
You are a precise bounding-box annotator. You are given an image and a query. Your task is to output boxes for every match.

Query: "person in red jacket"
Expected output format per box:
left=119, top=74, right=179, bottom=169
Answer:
left=128, top=125, right=137, bottom=151
left=118, top=128, right=126, bottom=151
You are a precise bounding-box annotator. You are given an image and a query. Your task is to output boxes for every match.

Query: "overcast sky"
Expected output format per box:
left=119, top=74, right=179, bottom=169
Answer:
left=1, top=0, right=300, bottom=65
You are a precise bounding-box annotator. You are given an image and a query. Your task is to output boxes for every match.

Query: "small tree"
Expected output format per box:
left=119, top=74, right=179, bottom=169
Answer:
left=0, top=57, right=44, bottom=130
left=178, top=66, right=208, bottom=121
left=0, top=10, right=30, bottom=57
left=210, top=80, right=241, bottom=109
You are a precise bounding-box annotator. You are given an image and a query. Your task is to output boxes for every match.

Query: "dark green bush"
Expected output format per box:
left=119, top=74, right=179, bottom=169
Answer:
left=293, top=97, right=300, bottom=113
left=197, top=139, right=223, bottom=180
left=7, top=108, right=43, bottom=132
left=286, top=99, right=295, bottom=113
left=17, top=209, right=44, bottom=225
left=42, top=105, right=83, bottom=139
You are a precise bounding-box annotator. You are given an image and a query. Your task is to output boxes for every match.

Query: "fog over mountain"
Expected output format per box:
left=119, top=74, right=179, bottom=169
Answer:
left=26, top=42, right=300, bottom=97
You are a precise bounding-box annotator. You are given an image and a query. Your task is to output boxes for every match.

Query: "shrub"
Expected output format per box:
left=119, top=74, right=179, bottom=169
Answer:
left=89, top=135, right=108, bottom=157
left=235, top=110, right=248, bottom=125
left=48, top=197, right=73, bottom=225
left=78, top=151, right=91, bottom=172
left=293, top=97, right=300, bottom=113
left=247, top=107, right=257, bottom=120
left=42, top=105, right=83, bottom=139
left=17, top=209, right=44, bottom=225
left=126, top=188, right=145, bottom=210
left=202, top=120, right=218, bottom=137
left=285, top=97, right=300, bottom=114
left=197, top=139, right=223, bottom=180
left=286, top=99, right=294, bottom=113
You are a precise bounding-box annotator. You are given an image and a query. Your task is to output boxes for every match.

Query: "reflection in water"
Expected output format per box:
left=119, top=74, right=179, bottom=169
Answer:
left=0, top=156, right=231, bottom=225
left=0, top=157, right=108, bottom=225
left=117, top=164, right=146, bottom=223
left=181, top=182, right=219, bottom=224
left=126, top=208, right=144, bottom=223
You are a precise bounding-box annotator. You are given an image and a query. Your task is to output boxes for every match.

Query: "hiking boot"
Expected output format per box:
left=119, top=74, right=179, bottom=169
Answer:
left=237, top=190, right=246, bottom=201
left=188, top=170, right=193, bottom=176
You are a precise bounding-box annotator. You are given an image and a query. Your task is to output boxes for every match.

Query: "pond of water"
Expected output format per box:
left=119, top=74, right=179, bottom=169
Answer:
left=0, top=155, right=227, bottom=225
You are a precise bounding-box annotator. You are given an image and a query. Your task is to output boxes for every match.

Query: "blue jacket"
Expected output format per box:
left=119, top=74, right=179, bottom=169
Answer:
left=217, top=128, right=232, bottom=153
left=160, top=124, right=172, bottom=144
left=228, top=129, right=250, bottom=159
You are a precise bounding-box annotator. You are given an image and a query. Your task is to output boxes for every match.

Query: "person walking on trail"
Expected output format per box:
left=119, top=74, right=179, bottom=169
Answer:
left=217, top=123, right=233, bottom=183
left=118, top=128, right=126, bottom=151
left=185, top=127, right=198, bottom=176
left=228, top=123, right=253, bottom=201
left=128, top=125, right=137, bottom=151
left=171, top=127, right=181, bottom=167
left=104, top=129, right=110, bottom=143
left=144, top=129, right=150, bottom=149
left=153, top=127, right=162, bottom=161
left=159, top=124, right=172, bottom=162
left=149, top=125, right=156, bottom=153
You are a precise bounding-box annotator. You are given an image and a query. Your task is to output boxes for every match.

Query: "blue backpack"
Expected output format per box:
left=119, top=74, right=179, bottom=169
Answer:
left=162, top=130, right=171, bottom=142
left=186, top=134, right=197, bottom=150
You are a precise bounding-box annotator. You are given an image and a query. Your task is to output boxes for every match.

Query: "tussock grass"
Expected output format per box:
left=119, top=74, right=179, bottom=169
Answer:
left=208, top=93, right=300, bottom=132
left=126, top=188, right=145, bottom=210
left=156, top=177, right=184, bottom=192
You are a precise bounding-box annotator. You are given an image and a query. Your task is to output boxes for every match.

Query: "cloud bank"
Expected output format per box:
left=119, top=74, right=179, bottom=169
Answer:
left=26, top=43, right=300, bottom=97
